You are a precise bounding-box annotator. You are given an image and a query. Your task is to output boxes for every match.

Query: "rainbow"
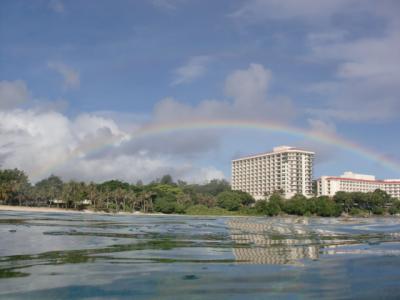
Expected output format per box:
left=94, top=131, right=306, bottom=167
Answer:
left=31, top=119, right=400, bottom=180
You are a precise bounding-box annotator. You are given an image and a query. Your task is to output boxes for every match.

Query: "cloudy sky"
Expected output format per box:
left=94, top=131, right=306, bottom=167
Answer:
left=1, top=0, right=400, bottom=183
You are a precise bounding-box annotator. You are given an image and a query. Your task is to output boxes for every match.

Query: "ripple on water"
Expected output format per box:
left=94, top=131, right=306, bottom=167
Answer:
left=1, top=212, right=400, bottom=299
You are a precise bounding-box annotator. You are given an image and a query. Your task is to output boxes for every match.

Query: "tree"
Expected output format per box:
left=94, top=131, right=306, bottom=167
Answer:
left=0, top=169, right=30, bottom=205
left=191, top=179, right=231, bottom=196
left=266, top=200, right=281, bottom=216
left=268, top=192, right=284, bottom=204
left=216, top=191, right=242, bottom=211
left=135, top=191, right=156, bottom=213
left=34, top=175, right=63, bottom=205
left=255, top=200, right=268, bottom=214
left=235, top=190, right=255, bottom=206
left=370, top=189, right=391, bottom=211
left=255, top=200, right=281, bottom=217
left=196, top=193, right=216, bottom=208
left=389, top=200, right=400, bottom=215
left=86, top=183, right=99, bottom=209
left=284, top=194, right=308, bottom=215
left=334, top=191, right=353, bottom=213
left=160, top=174, right=174, bottom=185
left=315, top=196, right=341, bottom=217
left=61, top=181, right=87, bottom=209
left=98, top=180, right=130, bottom=192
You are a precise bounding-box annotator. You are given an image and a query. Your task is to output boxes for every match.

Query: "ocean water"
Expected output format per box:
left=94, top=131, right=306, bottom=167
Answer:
left=1, top=211, right=400, bottom=299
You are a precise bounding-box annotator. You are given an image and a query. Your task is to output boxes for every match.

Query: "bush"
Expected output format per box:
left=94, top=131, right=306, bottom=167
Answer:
left=235, top=190, right=255, bottom=206
left=282, top=195, right=341, bottom=217
left=216, top=191, right=242, bottom=211
left=315, top=197, right=341, bottom=217
left=154, top=198, right=176, bottom=214
left=185, top=205, right=232, bottom=215
left=237, top=207, right=259, bottom=216
left=372, top=206, right=384, bottom=215
left=349, top=208, right=365, bottom=216
left=266, top=201, right=281, bottom=216
left=283, top=195, right=308, bottom=215
left=255, top=200, right=268, bottom=213
left=254, top=198, right=281, bottom=216
left=389, top=200, right=400, bottom=215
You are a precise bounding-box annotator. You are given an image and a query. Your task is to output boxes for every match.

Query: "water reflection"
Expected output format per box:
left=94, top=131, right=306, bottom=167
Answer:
left=229, top=219, right=318, bottom=265
left=228, top=217, right=400, bottom=265
left=1, top=212, right=400, bottom=299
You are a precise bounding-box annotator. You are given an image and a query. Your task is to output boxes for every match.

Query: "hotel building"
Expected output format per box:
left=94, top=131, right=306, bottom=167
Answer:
left=231, top=146, right=314, bottom=200
left=317, top=171, right=400, bottom=198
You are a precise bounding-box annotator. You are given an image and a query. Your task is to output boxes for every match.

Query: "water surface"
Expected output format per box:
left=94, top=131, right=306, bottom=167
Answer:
left=1, top=211, right=400, bottom=299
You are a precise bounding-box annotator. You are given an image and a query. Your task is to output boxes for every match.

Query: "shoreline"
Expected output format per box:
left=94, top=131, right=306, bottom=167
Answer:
left=0, top=205, right=243, bottom=218
left=0, top=205, right=98, bottom=214
left=0, top=205, right=157, bottom=216
left=0, top=204, right=397, bottom=218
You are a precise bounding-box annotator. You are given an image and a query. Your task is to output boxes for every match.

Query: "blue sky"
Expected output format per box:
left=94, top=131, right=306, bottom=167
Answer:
left=0, top=0, right=400, bottom=183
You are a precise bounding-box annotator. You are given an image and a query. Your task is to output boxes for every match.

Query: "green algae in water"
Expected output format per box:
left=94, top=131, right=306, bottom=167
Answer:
left=0, top=268, right=29, bottom=279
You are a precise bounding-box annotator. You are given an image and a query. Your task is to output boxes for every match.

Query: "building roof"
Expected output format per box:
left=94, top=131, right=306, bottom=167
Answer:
left=325, top=177, right=400, bottom=184
left=232, top=146, right=314, bottom=161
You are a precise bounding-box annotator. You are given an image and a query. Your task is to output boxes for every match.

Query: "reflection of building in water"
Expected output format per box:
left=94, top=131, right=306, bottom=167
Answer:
left=228, top=219, right=319, bottom=265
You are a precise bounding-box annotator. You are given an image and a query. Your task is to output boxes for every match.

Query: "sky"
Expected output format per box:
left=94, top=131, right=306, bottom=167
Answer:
left=0, top=0, right=400, bottom=184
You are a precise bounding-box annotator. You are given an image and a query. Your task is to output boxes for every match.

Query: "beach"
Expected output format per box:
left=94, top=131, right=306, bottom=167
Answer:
left=0, top=205, right=93, bottom=214
left=0, top=205, right=167, bottom=216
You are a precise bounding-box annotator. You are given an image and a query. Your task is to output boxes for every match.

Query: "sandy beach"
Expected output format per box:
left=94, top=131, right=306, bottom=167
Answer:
left=0, top=205, right=167, bottom=216
left=0, top=205, right=96, bottom=214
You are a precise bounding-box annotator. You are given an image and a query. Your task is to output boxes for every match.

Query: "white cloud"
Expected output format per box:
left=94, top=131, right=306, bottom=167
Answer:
left=297, top=119, right=340, bottom=166
left=49, top=0, right=65, bottom=13
left=48, top=62, right=80, bottom=89
left=151, top=0, right=176, bottom=11
left=0, top=64, right=295, bottom=183
left=163, top=63, right=295, bottom=123
left=0, top=80, right=30, bottom=110
left=230, top=0, right=357, bottom=22
left=225, top=63, right=272, bottom=107
left=307, top=118, right=337, bottom=136
left=237, top=0, right=400, bottom=123
left=150, top=0, right=187, bottom=12
left=171, top=56, right=211, bottom=85
left=306, top=25, right=400, bottom=122
left=0, top=108, right=224, bottom=184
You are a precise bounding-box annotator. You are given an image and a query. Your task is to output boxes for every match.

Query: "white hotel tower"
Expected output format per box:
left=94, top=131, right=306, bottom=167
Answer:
left=231, top=146, right=314, bottom=200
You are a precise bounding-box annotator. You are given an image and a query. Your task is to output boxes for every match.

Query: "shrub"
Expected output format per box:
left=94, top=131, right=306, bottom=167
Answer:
left=315, top=197, right=341, bottom=217
left=216, top=191, right=242, bottom=211
left=185, top=205, right=232, bottom=215
left=254, top=198, right=281, bottom=216
left=349, top=208, right=364, bottom=216
left=266, top=202, right=280, bottom=216
left=372, top=207, right=384, bottom=215
left=283, top=195, right=308, bottom=215
left=154, top=199, right=176, bottom=214
left=389, top=200, right=400, bottom=215
left=255, top=200, right=268, bottom=213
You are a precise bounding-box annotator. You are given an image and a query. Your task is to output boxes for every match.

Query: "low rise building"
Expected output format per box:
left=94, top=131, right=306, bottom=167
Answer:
left=317, top=171, right=400, bottom=198
left=232, top=146, right=314, bottom=200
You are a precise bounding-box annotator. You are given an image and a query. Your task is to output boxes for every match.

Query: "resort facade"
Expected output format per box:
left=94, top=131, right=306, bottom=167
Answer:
left=317, top=171, right=400, bottom=198
left=231, top=146, right=314, bottom=200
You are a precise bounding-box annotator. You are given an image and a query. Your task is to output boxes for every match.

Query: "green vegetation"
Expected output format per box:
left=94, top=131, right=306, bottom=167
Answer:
left=0, top=168, right=399, bottom=217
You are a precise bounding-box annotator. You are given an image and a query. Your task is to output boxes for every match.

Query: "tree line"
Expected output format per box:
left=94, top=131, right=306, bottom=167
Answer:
left=1, top=168, right=399, bottom=216
left=254, top=189, right=400, bottom=217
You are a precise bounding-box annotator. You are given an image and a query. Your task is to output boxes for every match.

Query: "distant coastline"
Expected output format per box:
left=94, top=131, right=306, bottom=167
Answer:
left=1, top=168, right=400, bottom=218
